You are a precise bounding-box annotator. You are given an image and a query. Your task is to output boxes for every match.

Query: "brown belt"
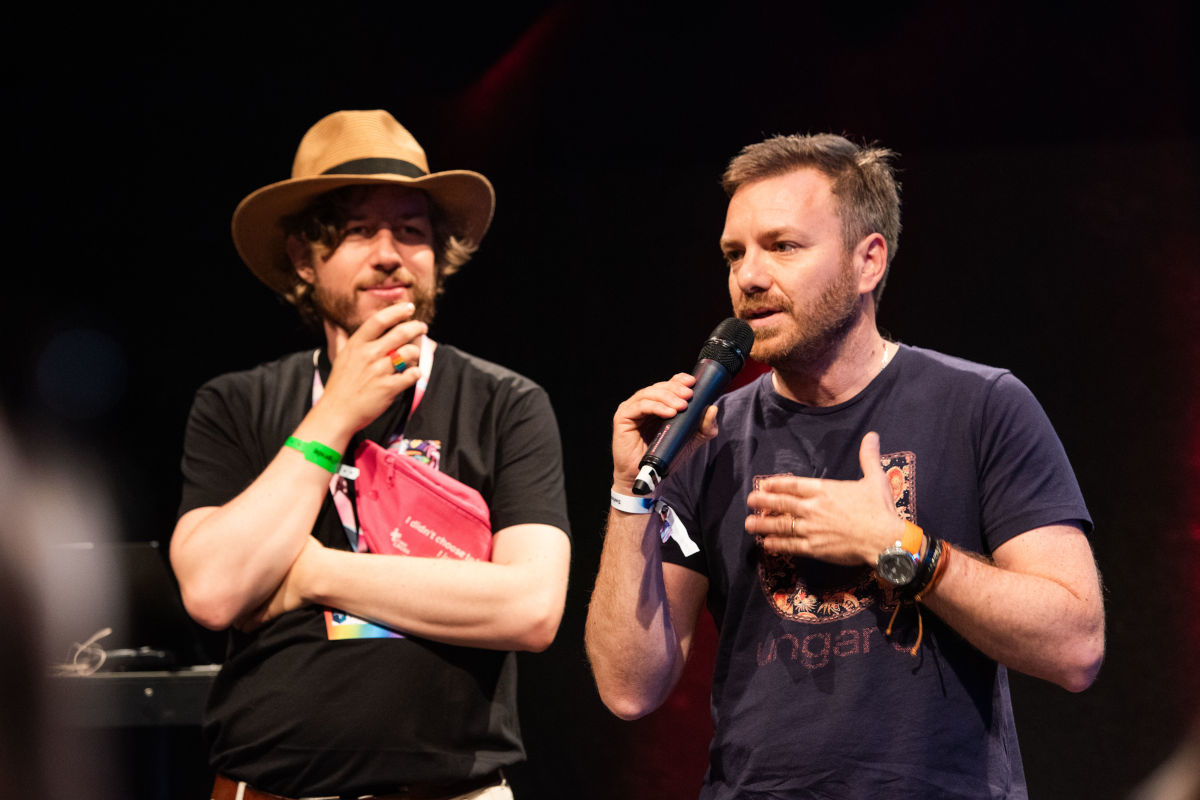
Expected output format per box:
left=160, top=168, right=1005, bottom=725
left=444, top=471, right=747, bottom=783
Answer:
left=212, top=771, right=504, bottom=800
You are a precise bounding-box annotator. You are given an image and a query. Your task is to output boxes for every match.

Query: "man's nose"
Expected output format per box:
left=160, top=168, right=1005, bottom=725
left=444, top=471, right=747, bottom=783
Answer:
left=369, top=228, right=404, bottom=271
left=732, top=248, right=771, bottom=294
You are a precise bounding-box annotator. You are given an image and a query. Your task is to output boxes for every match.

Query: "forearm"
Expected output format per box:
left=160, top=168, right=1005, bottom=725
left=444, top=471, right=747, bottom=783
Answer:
left=585, top=508, right=694, bottom=720
left=588, top=373, right=714, bottom=717
left=298, top=524, right=570, bottom=652
left=174, top=307, right=432, bottom=630
left=920, top=528, right=1105, bottom=691
left=170, top=405, right=355, bottom=630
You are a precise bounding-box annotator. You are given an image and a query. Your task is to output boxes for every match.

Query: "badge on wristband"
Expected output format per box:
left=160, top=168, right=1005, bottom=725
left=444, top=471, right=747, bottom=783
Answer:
left=610, top=490, right=655, bottom=513
left=610, top=490, right=699, bottom=557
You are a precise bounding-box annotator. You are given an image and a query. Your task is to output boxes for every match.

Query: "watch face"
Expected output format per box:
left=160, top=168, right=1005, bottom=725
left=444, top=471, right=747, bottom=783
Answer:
left=878, top=547, right=917, bottom=586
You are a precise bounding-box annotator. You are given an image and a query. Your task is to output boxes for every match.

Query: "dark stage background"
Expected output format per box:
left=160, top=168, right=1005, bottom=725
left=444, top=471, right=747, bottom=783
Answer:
left=3, top=2, right=1197, bottom=798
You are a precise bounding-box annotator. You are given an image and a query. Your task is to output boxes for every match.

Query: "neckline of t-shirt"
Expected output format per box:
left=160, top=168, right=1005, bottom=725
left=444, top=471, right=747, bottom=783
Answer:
left=759, top=342, right=907, bottom=416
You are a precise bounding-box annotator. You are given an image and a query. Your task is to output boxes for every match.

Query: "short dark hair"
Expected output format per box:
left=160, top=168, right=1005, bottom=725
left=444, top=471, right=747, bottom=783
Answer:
left=280, top=186, right=477, bottom=323
left=722, top=134, right=901, bottom=304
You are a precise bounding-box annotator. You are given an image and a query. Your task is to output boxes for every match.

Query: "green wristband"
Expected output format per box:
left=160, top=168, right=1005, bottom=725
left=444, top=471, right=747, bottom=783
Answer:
left=284, top=436, right=341, bottom=474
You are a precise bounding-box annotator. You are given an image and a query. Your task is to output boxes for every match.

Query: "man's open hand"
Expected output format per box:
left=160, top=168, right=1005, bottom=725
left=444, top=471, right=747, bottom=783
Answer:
left=744, top=432, right=906, bottom=565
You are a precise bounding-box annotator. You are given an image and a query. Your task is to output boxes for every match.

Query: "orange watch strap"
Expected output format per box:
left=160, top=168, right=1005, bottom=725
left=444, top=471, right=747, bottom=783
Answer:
left=900, top=521, right=924, bottom=556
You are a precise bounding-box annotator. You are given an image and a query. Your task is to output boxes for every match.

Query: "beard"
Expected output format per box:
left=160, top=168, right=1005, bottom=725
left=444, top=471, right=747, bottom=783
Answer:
left=311, top=274, right=439, bottom=335
left=737, top=257, right=861, bottom=369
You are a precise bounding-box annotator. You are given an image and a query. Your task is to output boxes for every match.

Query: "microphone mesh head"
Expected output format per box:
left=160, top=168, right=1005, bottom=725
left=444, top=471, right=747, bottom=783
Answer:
left=699, top=317, right=754, bottom=373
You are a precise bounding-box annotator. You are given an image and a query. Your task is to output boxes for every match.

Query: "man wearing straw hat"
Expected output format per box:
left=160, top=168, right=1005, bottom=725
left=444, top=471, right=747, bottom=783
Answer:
left=171, top=110, right=570, bottom=800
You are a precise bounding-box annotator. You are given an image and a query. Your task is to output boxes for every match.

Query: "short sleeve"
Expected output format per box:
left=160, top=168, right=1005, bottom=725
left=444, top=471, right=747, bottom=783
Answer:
left=657, top=433, right=714, bottom=578
left=976, top=372, right=1092, bottom=551
left=487, top=386, right=571, bottom=536
left=176, top=355, right=310, bottom=519
left=178, top=381, right=262, bottom=516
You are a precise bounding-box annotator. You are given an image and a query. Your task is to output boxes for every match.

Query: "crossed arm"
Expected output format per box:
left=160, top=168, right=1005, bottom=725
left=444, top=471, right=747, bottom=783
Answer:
left=175, top=501, right=569, bottom=651
left=170, top=303, right=570, bottom=652
left=585, top=373, right=1105, bottom=719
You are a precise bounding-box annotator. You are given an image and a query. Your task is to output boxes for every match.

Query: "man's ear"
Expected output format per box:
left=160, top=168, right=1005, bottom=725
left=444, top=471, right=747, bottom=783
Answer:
left=286, top=235, right=316, bottom=285
left=854, top=233, right=888, bottom=296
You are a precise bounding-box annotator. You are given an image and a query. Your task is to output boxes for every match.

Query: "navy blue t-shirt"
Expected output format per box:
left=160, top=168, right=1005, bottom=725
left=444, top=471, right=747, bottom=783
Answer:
left=661, top=344, right=1090, bottom=800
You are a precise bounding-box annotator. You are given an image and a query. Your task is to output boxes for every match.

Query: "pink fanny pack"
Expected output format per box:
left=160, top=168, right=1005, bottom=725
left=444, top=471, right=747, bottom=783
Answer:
left=351, top=440, right=492, bottom=561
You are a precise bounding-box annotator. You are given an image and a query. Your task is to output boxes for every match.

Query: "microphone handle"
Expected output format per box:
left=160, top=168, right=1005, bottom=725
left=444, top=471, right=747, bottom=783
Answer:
left=633, top=358, right=731, bottom=495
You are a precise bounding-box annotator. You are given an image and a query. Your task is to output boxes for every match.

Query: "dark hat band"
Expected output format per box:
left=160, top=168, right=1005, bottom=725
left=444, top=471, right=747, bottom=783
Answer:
left=320, top=158, right=427, bottom=178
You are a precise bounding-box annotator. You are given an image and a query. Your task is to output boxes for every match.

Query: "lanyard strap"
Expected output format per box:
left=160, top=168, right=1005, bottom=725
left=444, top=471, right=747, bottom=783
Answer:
left=310, top=336, right=434, bottom=551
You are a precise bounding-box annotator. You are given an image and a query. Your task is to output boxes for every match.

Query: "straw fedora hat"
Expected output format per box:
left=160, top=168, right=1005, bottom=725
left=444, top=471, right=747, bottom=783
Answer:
left=232, top=109, right=495, bottom=295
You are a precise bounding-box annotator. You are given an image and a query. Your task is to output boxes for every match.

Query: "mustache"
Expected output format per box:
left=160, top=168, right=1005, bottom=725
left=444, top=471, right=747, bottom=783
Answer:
left=735, top=294, right=793, bottom=319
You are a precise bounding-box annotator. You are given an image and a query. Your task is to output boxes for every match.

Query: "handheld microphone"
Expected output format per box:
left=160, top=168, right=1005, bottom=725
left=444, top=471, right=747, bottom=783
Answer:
left=632, top=317, right=754, bottom=495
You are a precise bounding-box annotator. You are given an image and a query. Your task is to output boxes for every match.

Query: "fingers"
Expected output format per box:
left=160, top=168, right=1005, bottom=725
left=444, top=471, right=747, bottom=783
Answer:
left=746, top=512, right=863, bottom=565
left=615, top=393, right=684, bottom=425
left=744, top=507, right=798, bottom=537
left=858, top=431, right=897, bottom=507
left=342, top=304, right=428, bottom=377
left=612, top=373, right=702, bottom=491
left=858, top=431, right=882, bottom=478
left=742, top=433, right=903, bottom=567
left=338, top=335, right=424, bottom=389
left=759, top=536, right=812, bottom=557
left=619, top=383, right=686, bottom=431
left=381, top=339, right=423, bottom=373
left=698, top=404, right=719, bottom=441
left=375, top=319, right=428, bottom=354
left=355, top=301, right=417, bottom=341
left=745, top=512, right=819, bottom=559
left=615, top=373, right=698, bottom=422
left=641, top=372, right=698, bottom=406
left=748, top=475, right=821, bottom=506
left=316, top=307, right=429, bottom=437
left=671, top=372, right=697, bottom=387
left=345, top=305, right=429, bottom=372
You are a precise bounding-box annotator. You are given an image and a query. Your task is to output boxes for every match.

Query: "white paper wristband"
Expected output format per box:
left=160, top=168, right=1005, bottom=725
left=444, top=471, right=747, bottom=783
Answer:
left=610, top=490, right=655, bottom=514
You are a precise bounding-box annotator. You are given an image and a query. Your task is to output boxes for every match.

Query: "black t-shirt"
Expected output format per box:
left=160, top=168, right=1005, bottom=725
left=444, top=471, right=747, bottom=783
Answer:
left=661, top=344, right=1091, bottom=800
left=178, top=345, right=569, bottom=797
